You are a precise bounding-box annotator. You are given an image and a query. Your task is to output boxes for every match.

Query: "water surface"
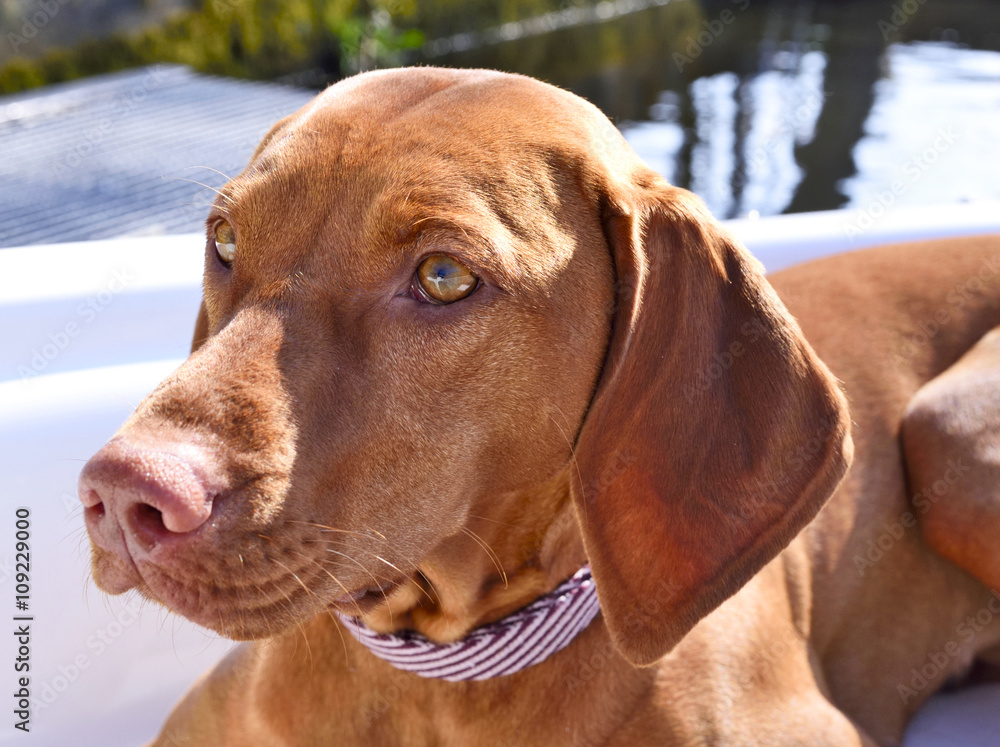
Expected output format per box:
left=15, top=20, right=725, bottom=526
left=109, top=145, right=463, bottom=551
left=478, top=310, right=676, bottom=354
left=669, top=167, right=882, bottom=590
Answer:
left=427, top=0, right=1000, bottom=218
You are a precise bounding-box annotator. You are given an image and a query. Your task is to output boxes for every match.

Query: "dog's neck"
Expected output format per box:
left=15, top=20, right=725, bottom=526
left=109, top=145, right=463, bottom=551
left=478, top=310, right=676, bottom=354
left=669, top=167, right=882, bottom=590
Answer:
left=360, top=465, right=587, bottom=643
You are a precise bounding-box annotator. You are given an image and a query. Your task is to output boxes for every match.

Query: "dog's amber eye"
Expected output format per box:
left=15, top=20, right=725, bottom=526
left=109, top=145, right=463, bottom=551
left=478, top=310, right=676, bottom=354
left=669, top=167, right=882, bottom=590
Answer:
left=415, top=255, right=477, bottom=303
left=214, top=220, right=236, bottom=265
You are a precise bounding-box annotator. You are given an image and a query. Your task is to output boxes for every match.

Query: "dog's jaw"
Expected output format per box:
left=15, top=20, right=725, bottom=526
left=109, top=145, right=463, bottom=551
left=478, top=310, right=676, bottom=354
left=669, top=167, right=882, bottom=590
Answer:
left=356, top=465, right=588, bottom=644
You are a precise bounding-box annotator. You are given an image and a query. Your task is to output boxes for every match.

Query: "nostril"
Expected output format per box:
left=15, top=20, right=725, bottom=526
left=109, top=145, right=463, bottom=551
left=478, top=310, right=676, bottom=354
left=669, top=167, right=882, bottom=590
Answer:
left=84, top=502, right=106, bottom=521
left=80, top=486, right=107, bottom=525
left=127, top=494, right=213, bottom=541
left=80, top=487, right=104, bottom=510
left=80, top=440, right=220, bottom=547
left=128, top=503, right=169, bottom=548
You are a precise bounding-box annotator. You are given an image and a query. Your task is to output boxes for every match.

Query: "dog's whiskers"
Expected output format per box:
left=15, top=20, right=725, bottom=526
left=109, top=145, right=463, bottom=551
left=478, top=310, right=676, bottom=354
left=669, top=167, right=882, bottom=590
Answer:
left=155, top=597, right=175, bottom=637
left=162, top=175, right=235, bottom=206
left=65, top=524, right=89, bottom=550
left=272, top=559, right=312, bottom=597
left=180, top=201, right=227, bottom=211
left=183, top=164, right=234, bottom=182
left=548, top=404, right=588, bottom=523
left=409, top=214, right=472, bottom=243
left=269, top=579, right=314, bottom=668
left=324, top=548, right=396, bottom=616
left=287, top=550, right=366, bottom=621
left=271, top=558, right=334, bottom=650
left=467, top=513, right=524, bottom=529
left=297, top=560, right=370, bottom=656
left=460, top=527, right=508, bottom=589
left=358, top=550, right=438, bottom=607
left=288, top=521, right=386, bottom=541
left=415, top=570, right=441, bottom=607
left=372, top=555, right=405, bottom=576
left=330, top=547, right=438, bottom=608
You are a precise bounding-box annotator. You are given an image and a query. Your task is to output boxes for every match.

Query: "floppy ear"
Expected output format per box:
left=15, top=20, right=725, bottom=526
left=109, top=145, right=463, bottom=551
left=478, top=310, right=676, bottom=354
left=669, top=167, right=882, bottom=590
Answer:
left=573, top=182, right=852, bottom=666
left=191, top=300, right=210, bottom=354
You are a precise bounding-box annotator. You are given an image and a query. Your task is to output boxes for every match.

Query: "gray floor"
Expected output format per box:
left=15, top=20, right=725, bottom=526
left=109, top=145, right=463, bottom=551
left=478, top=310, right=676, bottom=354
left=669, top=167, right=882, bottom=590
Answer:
left=0, top=65, right=316, bottom=247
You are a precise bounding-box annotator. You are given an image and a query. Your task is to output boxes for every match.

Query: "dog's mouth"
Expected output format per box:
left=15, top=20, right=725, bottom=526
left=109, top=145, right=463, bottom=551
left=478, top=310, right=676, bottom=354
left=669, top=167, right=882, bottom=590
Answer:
left=331, top=576, right=407, bottom=616
left=86, top=502, right=418, bottom=634
left=136, top=563, right=412, bottom=639
left=90, top=536, right=412, bottom=636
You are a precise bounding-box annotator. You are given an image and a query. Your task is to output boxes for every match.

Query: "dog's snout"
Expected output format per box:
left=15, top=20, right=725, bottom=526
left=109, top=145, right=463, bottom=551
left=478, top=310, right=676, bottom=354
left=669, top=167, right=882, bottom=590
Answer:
left=79, top=438, right=220, bottom=556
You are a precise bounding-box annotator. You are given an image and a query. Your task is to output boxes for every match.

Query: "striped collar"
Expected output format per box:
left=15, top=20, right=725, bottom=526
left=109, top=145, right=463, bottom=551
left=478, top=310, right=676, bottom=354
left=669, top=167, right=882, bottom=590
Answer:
left=336, top=565, right=600, bottom=682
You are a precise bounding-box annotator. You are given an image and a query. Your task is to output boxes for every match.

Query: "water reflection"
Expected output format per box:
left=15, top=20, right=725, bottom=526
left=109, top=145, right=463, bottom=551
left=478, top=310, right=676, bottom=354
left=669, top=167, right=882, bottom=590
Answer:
left=433, top=0, right=1000, bottom=216
left=616, top=93, right=685, bottom=184
left=629, top=36, right=1000, bottom=216
left=689, top=72, right=738, bottom=217
left=737, top=49, right=826, bottom=216
left=842, top=42, right=1000, bottom=211
left=624, top=34, right=830, bottom=219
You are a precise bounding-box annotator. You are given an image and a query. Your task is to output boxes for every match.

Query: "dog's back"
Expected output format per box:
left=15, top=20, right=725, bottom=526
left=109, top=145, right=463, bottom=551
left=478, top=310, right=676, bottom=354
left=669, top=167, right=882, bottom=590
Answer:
left=772, top=236, right=1000, bottom=741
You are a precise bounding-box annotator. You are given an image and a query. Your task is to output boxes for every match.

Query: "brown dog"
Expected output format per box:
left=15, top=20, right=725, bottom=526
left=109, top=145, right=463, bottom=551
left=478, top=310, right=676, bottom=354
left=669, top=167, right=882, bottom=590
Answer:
left=78, top=68, right=1000, bottom=746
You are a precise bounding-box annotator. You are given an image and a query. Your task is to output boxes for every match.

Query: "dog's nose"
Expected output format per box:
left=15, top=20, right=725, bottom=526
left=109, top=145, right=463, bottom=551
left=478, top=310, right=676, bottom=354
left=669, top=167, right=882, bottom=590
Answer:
left=79, top=438, right=219, bottom=554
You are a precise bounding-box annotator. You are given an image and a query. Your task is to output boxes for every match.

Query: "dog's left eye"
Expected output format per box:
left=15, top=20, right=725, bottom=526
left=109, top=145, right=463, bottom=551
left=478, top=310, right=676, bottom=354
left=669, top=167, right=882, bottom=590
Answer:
left=214, top=220, right=236, bottom=265
left=414, top=255, right=478, bottom=304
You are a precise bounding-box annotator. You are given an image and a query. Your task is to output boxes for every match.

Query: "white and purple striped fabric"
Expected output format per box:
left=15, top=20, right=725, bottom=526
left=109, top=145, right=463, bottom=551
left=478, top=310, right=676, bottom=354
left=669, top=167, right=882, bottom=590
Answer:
left=336, top=565, right=600, bottom=682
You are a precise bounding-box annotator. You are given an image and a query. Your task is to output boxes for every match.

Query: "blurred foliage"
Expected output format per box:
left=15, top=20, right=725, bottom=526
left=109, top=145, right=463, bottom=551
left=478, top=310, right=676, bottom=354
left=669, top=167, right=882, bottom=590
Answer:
left=0, top=0, right=399, bottom=94
left=406, top=0, right=589, bottom=37
left=0, top=0, right=605, bottom=95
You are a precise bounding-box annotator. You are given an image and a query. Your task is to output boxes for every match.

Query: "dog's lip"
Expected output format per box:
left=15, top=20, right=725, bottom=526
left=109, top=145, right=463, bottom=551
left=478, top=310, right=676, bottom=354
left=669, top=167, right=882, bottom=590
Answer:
left=332, top=576, right=406, bottom=615
left=91, top=545, right=144, bottom=594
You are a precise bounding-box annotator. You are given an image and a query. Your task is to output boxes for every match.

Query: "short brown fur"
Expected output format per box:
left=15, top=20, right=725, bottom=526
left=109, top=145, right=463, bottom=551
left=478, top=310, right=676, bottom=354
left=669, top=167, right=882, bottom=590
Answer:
left=78, top=69, right=1000, bottom=746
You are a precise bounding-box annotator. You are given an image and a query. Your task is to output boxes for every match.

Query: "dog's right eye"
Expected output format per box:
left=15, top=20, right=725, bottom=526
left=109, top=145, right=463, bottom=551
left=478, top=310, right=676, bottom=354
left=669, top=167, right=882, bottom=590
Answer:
left=413, top=255, right=478, bottom=304
left=214, top=220, right=236, bottom=266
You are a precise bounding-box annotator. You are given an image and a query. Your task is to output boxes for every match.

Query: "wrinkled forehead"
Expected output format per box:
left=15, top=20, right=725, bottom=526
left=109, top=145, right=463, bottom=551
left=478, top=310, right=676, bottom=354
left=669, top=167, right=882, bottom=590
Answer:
left=214, top=69, right=630, bottom=287
left=298, top=66, right=622, bottom=156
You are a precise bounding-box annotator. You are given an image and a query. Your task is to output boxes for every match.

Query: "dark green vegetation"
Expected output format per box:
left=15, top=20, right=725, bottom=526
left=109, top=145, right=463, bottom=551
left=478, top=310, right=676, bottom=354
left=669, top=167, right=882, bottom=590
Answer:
left=0, top=0, right=603, bottom=94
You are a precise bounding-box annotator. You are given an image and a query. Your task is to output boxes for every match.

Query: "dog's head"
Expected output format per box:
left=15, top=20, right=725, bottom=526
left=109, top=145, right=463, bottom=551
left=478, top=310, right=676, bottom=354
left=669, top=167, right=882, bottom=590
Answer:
left=79, top=68, right=851, bottom=666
